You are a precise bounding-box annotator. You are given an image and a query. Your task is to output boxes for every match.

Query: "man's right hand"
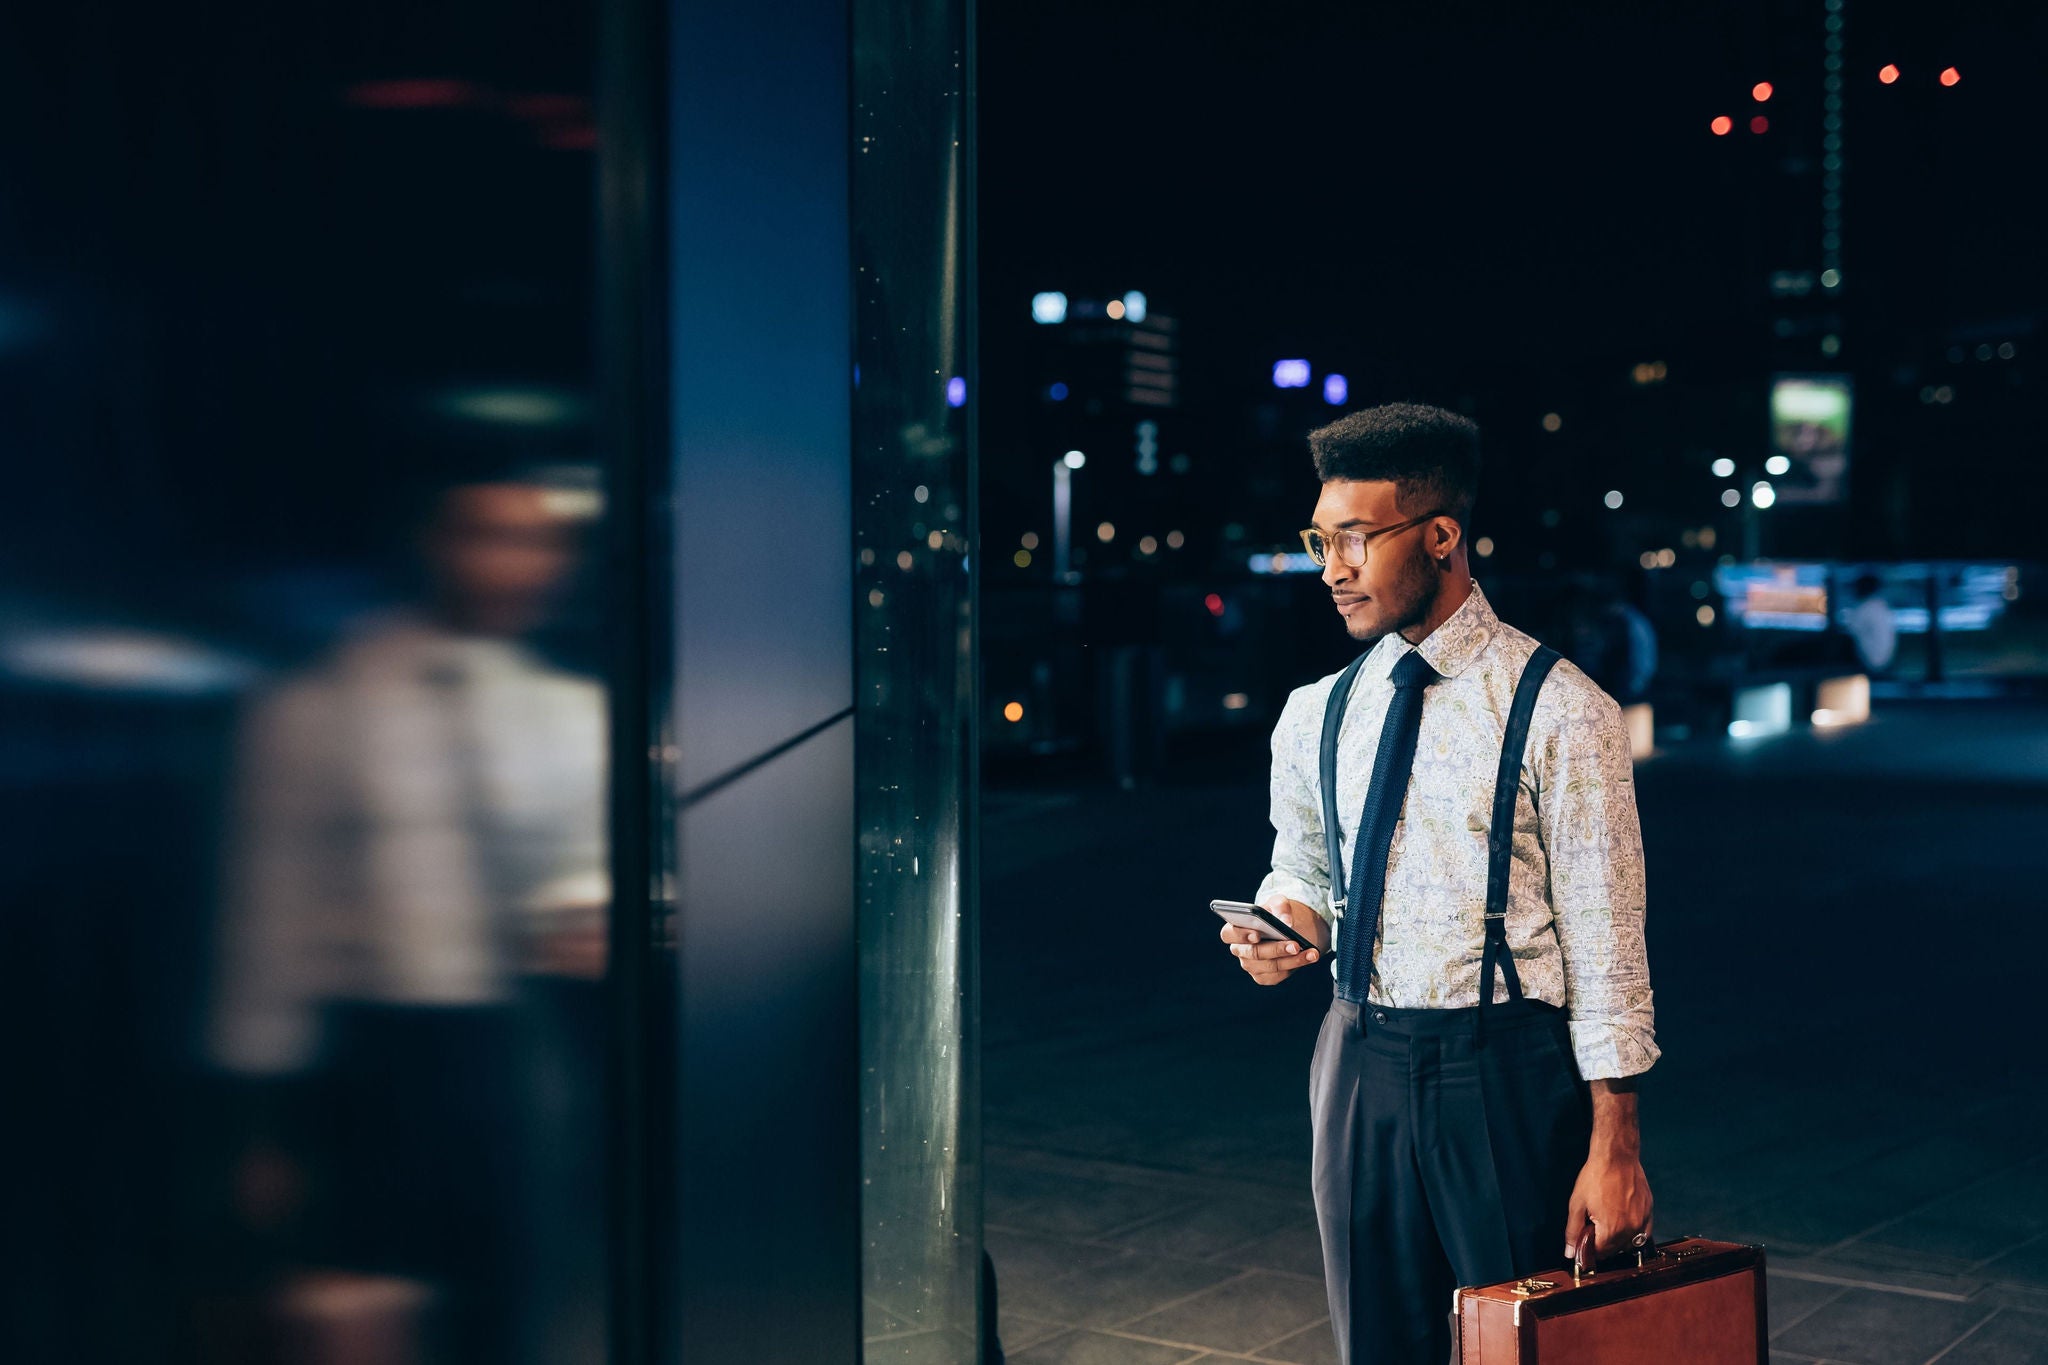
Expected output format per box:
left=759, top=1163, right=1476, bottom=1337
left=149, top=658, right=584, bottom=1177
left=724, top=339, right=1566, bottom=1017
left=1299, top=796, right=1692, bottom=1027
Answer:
left=1220, top=897, right=1329, bottom=986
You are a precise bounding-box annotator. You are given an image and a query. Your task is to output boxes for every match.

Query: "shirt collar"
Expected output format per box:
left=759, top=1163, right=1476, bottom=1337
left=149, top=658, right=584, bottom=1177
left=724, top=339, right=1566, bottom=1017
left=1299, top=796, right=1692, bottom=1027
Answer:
left=1368, top=580, right=1499, bottom=681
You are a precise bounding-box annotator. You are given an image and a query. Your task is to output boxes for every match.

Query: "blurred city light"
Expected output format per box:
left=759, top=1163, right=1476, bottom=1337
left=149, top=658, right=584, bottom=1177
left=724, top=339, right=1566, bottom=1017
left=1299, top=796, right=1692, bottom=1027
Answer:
left=1204, top=593, right=1226, bottom=616
left=1751, top=481, right=1777, bottom=509
left=437, top=385, right=586, bottom=427
left=0, top=628, right=256, bottom=694
left=1222, top=693, right=1250, bottom=711
left=1012, top=550, right=1032, bottom=568
left=1711, top=116, right=1733, bottom=136
left=1604, top=490, right=1625, bottom=509
left=1272, top=359, right=1312, bottom=389
left=1475, top=536, right=1495, bottom=558
left=1003, top=701, right=1025, bottom=722
left=1750, top=115, right=1770, bottom=134
left=1021, top=531, right=1040, bottom=549
left=946, top=376, right=966, bottom=407
left=1753, top=81, right=1774, bottom=101
left=1166, top=530, right=1185, bottom=549
left=1820, top=268, right=1842, bottom=289
left=1121, top=291, right=1148, bottom=323
left=1323, top=373, right=1349, bottom=405
left=1729, top=682, right=1794, bottom=740
left=1697, top=604, right=1717, bottom=626
left=1138, top=535, right=1159, bottom=555
left=1542, top=412, right=1563, bottom=432
left=1032, top=291, right=1069, bottom=324
left=1722, top=488, right=1742, bottom=507
left=1765, top=454, right=1792, bottom=476
left=1940, top=66, right=1961, bottom=87
left=1048, top=382, right=1069, bottom=401
left=1096, top=521, right=1115, bottom=542
left=1879, top=64, right=1900, bottom=84
left=1105, top=299, right=1127, bottom=321
left=1062, top=450, right=1086, bottom=469
left=1712, top=457, right=1736, bottom=477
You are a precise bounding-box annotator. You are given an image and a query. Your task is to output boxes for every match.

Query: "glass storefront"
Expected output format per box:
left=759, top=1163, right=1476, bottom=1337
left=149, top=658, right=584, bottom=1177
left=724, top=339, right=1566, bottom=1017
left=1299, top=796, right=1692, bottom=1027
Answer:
left=853, top=0, right=981, bottom=1356
left=2, top=1, right=977, bottom=1362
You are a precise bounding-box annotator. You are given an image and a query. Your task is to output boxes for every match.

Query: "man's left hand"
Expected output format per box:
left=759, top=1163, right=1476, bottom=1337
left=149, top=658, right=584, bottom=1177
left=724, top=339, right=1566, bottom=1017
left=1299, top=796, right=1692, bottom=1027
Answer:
left=1563, top=1076, right=1653, bottom=1263
left=1564, top=1151, right=1654, bottom=1263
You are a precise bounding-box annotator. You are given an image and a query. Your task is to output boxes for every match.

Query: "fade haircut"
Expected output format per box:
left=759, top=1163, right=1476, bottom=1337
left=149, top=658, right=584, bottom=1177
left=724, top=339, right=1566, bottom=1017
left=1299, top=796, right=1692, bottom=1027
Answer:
left=1307, top=402, right=1481, bottom=526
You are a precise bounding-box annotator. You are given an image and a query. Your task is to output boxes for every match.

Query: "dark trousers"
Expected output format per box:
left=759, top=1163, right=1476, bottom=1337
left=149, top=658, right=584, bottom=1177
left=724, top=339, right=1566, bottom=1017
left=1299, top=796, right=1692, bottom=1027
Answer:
left=1310, top=996, right=1592, bottom=1365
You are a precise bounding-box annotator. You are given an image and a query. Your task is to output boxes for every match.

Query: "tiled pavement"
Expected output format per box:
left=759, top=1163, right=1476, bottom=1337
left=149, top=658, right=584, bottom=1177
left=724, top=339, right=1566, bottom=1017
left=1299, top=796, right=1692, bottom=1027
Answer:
left=980, top=703, right=2048, bottom=1363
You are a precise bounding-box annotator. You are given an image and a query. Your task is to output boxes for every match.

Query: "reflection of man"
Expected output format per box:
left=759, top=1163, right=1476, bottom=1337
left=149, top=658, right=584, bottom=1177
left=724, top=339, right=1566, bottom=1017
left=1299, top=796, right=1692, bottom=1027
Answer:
left=1218, top=406, right=1657, bottom=1365
left=213, top=478, right=606, bottom=1363
left=1843, top=572, right=1897, bottom=676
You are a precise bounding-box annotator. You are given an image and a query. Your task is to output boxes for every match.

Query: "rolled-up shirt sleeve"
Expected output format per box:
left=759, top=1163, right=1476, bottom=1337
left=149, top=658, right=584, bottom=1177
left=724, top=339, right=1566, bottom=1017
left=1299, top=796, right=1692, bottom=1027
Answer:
left=1534, top=679, right=1660, bottom=1081
left=1253, top=685, right=1337, bottom=942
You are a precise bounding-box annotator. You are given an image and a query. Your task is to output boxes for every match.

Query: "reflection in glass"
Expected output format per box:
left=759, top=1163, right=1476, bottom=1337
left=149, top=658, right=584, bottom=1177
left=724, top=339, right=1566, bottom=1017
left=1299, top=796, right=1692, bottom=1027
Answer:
left=0, top=3, right=609, bottom=1359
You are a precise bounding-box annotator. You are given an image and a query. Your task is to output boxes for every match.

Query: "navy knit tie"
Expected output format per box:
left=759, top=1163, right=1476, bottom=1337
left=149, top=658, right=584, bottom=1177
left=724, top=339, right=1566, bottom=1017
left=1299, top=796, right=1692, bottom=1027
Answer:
left=1336, top=648, right=1440, bottom=1003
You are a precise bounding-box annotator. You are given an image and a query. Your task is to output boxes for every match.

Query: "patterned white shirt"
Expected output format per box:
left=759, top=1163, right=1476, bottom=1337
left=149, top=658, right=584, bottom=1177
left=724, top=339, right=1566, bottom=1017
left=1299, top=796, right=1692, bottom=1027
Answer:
left=1255, top=581, right=1659, bottom=1080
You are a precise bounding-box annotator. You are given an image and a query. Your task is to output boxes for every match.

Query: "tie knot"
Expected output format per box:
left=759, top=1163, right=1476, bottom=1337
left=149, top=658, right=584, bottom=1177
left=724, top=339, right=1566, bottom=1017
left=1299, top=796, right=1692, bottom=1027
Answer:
left=1391, top=650, right=1439, bottom=690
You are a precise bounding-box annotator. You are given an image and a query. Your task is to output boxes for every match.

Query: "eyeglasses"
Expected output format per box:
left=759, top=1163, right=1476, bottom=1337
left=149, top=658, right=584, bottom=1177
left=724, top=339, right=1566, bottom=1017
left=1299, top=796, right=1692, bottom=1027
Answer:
left=1298, top=510, right=1449, bottom=568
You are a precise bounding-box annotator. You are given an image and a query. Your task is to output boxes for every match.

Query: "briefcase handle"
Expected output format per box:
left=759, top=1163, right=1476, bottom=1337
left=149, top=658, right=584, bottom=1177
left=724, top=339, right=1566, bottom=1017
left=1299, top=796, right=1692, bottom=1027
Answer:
left=1570, top=1222, right=1662, bottom=1283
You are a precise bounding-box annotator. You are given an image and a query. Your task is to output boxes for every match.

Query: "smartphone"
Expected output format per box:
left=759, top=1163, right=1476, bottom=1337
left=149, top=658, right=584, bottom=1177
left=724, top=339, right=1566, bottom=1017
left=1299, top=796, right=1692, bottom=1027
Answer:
left=1210, top=899, right=1318, bottom=954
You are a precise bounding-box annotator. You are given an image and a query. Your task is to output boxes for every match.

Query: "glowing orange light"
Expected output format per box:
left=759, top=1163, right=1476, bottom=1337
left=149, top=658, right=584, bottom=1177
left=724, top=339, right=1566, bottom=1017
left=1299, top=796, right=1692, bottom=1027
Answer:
left=1003, top=701, right=1025, bottom=723
left=1105, top=299, right=1127, bottom=320
left=1710, top=115, right=1733, bottom=136
left=1879, top=64, right=1901, bottom=84
left=1940, top=66, right=1961, bottom=87
left=1750, top=115, right=1770, bottom=134
left=1752, top=81, right=1774, bottom=102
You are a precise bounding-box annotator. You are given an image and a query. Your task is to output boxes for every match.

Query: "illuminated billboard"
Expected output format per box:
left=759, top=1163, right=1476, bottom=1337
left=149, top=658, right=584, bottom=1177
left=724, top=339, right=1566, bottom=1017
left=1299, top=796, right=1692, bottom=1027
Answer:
left=1768, top=375, right=1852, bottom=505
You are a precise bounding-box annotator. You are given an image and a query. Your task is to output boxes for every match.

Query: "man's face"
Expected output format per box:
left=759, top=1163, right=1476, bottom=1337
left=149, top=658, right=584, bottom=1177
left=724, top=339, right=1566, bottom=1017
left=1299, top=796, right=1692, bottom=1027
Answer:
left=1312, top=479, right=1444, bottom=643
left=424, top=483, right=580, bottom=636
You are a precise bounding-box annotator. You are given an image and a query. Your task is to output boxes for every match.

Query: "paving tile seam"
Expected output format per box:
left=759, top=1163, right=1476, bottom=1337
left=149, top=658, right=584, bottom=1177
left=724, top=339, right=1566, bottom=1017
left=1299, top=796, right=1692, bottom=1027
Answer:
left=984, top=1220, right=1329, bottom=1287
left=1056, top=1324, right=1326, bottom=1363
left=1966, top=1224, right=2048, bottom=1275
left=1809, top=1148, right=2048, bottom=1263
left=1918, top=1307, right=2004, bottom=1365
left=1239, top=1315, right=1335, bottom=1358
left=1767, top=1284, right=1850, bottom=1340
left=1104, top=1267, right=1264, bottom=1332
left=985, top=1220, right=1274, bottom=1271
left=1768, top=1266, right=1979, bottom=1303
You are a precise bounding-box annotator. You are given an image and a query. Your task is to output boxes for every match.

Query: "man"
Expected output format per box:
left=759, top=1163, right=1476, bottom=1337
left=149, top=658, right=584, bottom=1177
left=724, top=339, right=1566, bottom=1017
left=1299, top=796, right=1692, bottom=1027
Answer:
left=1219, top=404, right=1657, bottom=1365
left=213, top=475, right=608, bottom=1363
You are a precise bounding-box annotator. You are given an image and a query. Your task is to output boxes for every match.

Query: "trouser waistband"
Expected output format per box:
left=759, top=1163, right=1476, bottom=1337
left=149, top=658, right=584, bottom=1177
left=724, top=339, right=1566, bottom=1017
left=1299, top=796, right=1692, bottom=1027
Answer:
left=1328, top=994, right=1562, bottom=1034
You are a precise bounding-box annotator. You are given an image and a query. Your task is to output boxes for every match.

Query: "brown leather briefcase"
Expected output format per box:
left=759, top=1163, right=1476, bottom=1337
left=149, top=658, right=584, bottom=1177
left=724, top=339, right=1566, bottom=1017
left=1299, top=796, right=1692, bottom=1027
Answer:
left=1454, top=1236, right=1767, bottom=1364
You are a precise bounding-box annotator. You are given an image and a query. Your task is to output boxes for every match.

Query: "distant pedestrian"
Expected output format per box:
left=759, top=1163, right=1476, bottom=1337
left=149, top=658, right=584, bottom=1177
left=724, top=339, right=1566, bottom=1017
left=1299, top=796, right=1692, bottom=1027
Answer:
left=1218, top=404, right=1658, bottom=1365
left=1843, top=571, right=1898, bottom=676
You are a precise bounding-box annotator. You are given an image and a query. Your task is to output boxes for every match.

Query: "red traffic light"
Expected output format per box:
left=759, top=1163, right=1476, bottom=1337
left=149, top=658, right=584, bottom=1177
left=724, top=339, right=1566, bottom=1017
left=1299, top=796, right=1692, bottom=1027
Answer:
left=1879, top=64, right=1901, bottom=84
left=1710, top=115, right=1733, bottom=136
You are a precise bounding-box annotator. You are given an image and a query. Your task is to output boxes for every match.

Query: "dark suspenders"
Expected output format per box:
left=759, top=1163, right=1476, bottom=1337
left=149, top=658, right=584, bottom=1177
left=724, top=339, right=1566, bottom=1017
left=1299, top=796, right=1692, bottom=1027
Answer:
left=1318, top=644, right=1563, bottom=1039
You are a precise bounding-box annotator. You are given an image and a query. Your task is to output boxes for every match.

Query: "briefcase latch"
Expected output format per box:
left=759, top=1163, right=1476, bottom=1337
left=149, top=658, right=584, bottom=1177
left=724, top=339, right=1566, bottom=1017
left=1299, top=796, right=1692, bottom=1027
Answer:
left=1512, top=1278, right=1558, bottom=1298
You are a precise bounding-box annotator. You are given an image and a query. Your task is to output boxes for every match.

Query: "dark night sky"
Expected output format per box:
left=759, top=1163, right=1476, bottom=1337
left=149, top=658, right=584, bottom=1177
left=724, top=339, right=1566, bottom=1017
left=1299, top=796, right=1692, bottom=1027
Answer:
left=979, top=0, right=2037, bottom=376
